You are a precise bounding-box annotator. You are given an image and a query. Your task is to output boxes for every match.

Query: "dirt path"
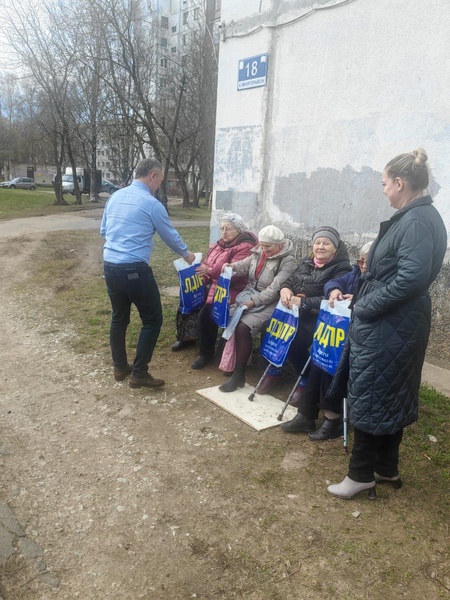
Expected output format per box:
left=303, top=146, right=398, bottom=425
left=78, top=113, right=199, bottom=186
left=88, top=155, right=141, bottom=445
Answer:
left=0, top=229, right=449, bottom=599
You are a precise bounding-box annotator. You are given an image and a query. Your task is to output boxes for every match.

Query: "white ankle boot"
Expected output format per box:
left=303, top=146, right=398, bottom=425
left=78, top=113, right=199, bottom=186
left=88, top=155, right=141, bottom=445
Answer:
left=327, top=476, right=376, bottom=500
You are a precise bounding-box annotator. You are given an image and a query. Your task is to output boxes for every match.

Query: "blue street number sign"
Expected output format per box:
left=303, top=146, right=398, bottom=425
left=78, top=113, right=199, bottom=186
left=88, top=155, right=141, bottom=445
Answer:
left=237, top=54, right=268, bottom=91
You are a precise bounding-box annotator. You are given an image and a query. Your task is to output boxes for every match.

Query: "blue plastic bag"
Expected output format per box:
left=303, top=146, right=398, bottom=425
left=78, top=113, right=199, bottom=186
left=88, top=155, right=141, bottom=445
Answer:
left=211, top=266, right=233, bottom=328
left=311, top=299, right=351, bottom=375
left=260, top=301, right=299, bottom=368
left=173, top=253, right=204, bottom=315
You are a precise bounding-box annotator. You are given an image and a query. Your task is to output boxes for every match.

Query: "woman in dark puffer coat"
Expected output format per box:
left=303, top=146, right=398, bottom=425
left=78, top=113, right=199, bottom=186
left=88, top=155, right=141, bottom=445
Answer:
left=328, top=148, right=447, bottom=500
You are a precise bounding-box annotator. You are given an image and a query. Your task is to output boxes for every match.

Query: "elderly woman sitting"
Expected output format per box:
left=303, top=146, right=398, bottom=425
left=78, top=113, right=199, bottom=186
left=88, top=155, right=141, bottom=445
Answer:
left=281, top=241, right=373, bottom=439
left=218, top=225, right=297, bottom=392
left=257, top=226, right=352, bottom=401
left=190, top=213, right=257, bottom=369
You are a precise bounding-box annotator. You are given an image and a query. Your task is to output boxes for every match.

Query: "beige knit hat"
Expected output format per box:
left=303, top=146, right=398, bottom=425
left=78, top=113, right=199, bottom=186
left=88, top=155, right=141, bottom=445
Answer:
left=258, top=225, right=285, bottom=244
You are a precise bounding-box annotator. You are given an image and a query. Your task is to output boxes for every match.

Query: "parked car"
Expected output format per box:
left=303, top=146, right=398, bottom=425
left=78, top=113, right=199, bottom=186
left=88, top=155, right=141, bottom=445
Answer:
left=0, top=177, right=37, bottom=190
left=100, top=179, right=119, bottom=195
left=61, top=174, right=82, bottom=194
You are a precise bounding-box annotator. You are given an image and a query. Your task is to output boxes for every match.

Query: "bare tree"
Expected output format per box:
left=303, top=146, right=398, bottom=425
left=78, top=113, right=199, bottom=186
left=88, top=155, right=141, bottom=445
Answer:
left=94, top=0, right=169, bottom=202
left=3, top=0, right=86, bottom=204
left=153, top=0, right=218, bottom=208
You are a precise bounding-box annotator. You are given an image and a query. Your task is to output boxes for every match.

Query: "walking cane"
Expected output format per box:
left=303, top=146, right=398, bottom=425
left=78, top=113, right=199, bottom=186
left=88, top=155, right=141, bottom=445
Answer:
left=277, top=356, right=312, bottom=421
left=343, top=397, right=348, bottom=454
left=248, top=363, right=271, bottom=401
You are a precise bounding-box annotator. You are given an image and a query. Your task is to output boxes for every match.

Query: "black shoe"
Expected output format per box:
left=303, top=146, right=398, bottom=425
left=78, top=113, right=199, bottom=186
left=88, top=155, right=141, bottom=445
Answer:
left=219, top=365, right=246, bottom=393
left=114, top=364, right=132, bottom=382
left=308, top=416, right=343, bottom=441
left=191, top=355, right=214, bottom=369
left=171, top=340, right=195, bottom=352
left=280, top=412, right=316, bottom=433
left=129, top=372, right=165, bottom=389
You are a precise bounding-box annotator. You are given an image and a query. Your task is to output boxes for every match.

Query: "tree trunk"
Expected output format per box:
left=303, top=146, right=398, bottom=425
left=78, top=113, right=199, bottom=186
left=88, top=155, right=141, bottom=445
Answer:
left=191, top=166, right=199, bottom=208
left=180, top=175, right=190, bottom=208
left=66, top=133, right=82, bottom=205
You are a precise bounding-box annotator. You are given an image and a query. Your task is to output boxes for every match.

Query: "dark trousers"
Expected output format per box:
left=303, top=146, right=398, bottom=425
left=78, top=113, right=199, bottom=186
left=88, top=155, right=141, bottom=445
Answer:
left=104, top=262, right=163, bottom=375
left=287, top=325, right=312, bottom=375
left=298, top=363, right=341, bottom=418
left=348, top=427, right=404, bottom=483
left=198, top=303, right=219, bottom=357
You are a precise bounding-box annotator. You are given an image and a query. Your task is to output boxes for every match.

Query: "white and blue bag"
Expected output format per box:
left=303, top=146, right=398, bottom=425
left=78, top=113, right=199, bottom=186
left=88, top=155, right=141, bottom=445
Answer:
left=211, top=266, right=232, bottom=328
left=311, top=299, right=351, bottom=375
left=173, top=253, right=204, bottom=315
left=260, top=301, right=299, bottom=368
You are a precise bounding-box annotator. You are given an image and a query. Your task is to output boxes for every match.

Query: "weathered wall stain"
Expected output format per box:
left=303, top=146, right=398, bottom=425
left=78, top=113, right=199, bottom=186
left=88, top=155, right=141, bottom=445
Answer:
left=273, top=166, right=394, bottom=235
left=214, top=126, right=262, bottom=189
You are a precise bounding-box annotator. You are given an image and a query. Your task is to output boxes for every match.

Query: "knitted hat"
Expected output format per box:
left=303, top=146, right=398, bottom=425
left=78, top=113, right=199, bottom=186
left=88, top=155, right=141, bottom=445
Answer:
left=312, top=226, right=340, bottom=248
left=220, top=212, right=247, bottom=233
left=258, top=225, right=285, bottom=244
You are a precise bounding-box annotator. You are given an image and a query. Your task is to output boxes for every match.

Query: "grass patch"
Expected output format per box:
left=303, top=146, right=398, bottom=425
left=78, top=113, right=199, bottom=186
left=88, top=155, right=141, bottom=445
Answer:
left=0, top=188, right=211, bottom=221
left=17, top=226, right=210, bottom=358
left=166, top=198, right=211, bottom=221
left=0, top=188, right=85, bottom=220
left=403, top=384, right=450, bottom=482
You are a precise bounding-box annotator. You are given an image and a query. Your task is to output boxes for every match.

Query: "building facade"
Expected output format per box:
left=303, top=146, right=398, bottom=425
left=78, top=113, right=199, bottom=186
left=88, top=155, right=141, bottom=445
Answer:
left=212, top=0, right=450, bottom=253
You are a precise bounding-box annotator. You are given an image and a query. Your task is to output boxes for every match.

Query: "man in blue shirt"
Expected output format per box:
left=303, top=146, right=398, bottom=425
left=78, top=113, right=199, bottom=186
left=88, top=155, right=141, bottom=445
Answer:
left=100, top=158, right=195, bottom=388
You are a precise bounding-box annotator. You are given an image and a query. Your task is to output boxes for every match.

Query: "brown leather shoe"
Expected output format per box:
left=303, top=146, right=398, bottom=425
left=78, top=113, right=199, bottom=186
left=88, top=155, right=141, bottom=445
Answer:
left=114, top=364, right=132, bottom=382
left=129, top=373, right=165, bottom=389
left=255, top=374, right=283, bottom=395
left=289, top=386, right=305, bottom=407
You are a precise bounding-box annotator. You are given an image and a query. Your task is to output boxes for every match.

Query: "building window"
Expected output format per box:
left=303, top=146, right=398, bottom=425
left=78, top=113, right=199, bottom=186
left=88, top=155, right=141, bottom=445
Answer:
left=161, top=16, right=169, bottom=28
left=183, top=12, right=188, bottom=24
left=171, top=46, right=177, bottom=54
left=194, top=7, right=200, bottom=20
left=160, top=37, right=168, bottom=48
left=182, top=34, right=187, bottom=45
left=160, top=77, right=167, bottom=89
left=160, top=57, right=167, bottom=68
left=171, top=25, right=177, bottom=33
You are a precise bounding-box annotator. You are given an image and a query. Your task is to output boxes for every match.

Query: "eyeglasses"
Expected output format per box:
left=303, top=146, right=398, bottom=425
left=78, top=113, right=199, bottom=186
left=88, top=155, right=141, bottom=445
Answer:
left=356, top=258, right=367, bottom=265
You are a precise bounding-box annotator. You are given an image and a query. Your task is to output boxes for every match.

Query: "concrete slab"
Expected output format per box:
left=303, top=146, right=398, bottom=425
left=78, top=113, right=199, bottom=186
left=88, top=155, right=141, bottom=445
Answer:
left=196, top=384, right=298, bottom=431
left=422, top=363, right=450, bottom=398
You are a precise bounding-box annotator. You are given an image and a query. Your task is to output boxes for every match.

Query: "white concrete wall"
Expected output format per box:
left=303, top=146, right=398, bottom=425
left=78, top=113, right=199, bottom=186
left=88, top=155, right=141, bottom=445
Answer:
left=213, top=0, right=450, bottom=251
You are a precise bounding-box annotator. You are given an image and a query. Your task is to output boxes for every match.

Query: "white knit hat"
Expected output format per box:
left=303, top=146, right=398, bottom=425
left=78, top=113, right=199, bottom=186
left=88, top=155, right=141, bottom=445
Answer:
left=258, top=225, right=285, bottom=244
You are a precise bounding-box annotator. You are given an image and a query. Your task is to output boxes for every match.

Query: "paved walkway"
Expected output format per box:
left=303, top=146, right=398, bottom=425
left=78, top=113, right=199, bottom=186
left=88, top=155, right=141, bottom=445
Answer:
left=0, top=208, right=208, bottom=238
left=0, top=210, right=448, bottom=398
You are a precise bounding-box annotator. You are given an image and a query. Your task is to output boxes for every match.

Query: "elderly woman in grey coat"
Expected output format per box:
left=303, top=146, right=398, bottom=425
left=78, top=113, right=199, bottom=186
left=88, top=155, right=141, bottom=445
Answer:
left=328, top=148, right=447, bottom=500
left=219, top=225, right=297, bottom=392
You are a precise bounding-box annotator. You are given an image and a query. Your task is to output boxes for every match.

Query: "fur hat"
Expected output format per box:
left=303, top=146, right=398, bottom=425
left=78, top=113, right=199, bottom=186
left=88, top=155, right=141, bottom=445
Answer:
left=312, top=226, right=340, bottom=249
left=220, top=212, right=247, bottom=233
left=258, top=225, right=285, bottom=244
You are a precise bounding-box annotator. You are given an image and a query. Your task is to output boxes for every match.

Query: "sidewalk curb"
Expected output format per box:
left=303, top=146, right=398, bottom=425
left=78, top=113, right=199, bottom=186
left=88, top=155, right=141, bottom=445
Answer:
left=422, top=362, right=450, bottom=398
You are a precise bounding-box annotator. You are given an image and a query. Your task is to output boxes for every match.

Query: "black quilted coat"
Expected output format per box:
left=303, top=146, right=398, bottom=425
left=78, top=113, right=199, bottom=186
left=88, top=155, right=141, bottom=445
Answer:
left=282, top=241, right=352, bottom=335
left=343, top=196, right=447, bottom=435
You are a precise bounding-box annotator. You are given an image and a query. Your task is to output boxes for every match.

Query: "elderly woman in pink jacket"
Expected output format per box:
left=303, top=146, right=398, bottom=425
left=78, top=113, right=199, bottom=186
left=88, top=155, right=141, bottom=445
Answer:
left=188, top=213, right=258, bottom=369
